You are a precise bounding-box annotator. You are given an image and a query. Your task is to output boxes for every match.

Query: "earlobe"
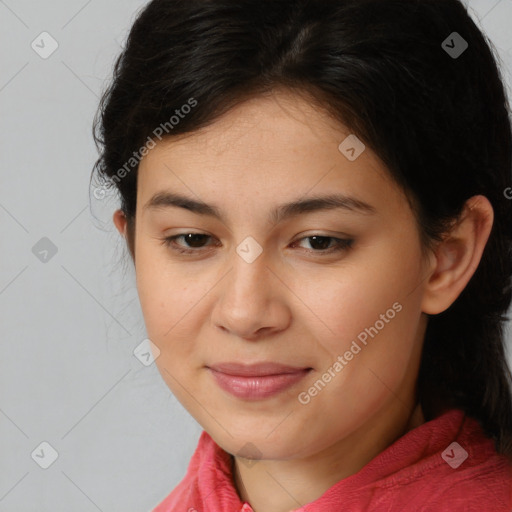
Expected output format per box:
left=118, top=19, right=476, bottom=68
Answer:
left=113, top=209, right=128, bottom=238
left=421, top=195, right=494, bottom=315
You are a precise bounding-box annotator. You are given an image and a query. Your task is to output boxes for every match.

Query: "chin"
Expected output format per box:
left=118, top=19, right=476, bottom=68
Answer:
left=209, top=427, right=301, bottom=461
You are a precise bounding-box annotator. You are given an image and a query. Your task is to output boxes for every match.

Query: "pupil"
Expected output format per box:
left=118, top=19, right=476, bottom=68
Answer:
left=310, top=236, right=330, bottom=250
left=186, top=233, right=208, bottom=248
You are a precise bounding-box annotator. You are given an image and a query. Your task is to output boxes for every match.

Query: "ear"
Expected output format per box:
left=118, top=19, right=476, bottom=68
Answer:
left=113, top=209, right=136, bottom=261
left=113, top=209, right=128, bottom=238
left=421, top=195, right=494, bottom=315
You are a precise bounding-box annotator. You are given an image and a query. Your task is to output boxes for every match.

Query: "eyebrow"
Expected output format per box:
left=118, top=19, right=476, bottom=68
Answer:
left=143, top=191, right=376, bottom=224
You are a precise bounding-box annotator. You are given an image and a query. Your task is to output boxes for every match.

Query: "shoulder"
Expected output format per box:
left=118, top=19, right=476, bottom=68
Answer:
left=381, top=409, right=512, bottom=511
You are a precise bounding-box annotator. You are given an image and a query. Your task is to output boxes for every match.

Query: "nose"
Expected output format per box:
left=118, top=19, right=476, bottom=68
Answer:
left=211, top=245, right=291, bottom=340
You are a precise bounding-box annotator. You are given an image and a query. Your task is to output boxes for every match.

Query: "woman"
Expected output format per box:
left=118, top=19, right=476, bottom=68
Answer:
left=92, top=0, right=512, bottom=510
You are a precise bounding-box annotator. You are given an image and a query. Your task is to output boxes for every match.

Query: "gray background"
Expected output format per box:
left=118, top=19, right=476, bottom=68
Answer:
left=1, top=1, right=511, bottom=511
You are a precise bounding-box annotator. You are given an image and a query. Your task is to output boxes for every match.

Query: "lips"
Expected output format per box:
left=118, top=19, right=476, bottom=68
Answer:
left=206, top=362, right=312, bottom=400
left=207, top=361, right=311, bottom=377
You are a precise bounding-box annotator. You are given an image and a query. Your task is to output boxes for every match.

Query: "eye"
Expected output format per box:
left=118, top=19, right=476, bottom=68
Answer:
left=161, top=233, right=216, bottom=254
left=160, top=233, right=354, bottom=256
left=291, top=235, right=354, bottom=254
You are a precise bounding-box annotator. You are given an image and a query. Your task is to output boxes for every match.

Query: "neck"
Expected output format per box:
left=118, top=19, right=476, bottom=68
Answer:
left=232, top=401, right=424, bottom=512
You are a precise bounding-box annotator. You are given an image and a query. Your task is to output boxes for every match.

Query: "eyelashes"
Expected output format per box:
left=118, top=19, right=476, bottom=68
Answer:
left=160, top=232, right=354, bottom=257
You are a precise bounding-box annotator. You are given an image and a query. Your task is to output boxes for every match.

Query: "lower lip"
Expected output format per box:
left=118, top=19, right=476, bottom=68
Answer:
left=208, top=368, right=311, bottom=400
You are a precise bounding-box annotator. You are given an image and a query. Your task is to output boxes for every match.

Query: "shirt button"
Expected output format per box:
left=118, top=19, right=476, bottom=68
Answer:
left=240, top=503, right=253, bottom=512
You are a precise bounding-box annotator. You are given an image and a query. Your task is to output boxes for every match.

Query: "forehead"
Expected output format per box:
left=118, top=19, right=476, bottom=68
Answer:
left=136, top=89, right=405, bottom=222
left=151, top=90, right=355, bottom=160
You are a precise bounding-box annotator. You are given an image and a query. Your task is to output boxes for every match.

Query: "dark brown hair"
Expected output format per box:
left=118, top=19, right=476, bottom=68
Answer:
left=92, top=0, right=512, bottom=457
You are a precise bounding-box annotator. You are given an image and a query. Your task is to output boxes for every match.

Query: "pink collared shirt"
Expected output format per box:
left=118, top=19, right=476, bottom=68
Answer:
left=152, top=409, right=512, bottom=511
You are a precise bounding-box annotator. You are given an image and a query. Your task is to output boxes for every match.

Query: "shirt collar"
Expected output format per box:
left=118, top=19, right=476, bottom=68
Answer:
left=186, top=408, right=473, bottom=511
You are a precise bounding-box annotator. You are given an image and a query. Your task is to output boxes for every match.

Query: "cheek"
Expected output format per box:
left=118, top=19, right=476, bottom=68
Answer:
left=296, top=263, right=412, bottom=355
left=314, top=293, right=423, bottom=408
left=135, top=262, right=194, bottom=363
left=135, top=240, right=194, bottom=327
left=296, top=244, right=424, bottom=394
left=135, top=257, right=207, bottom=399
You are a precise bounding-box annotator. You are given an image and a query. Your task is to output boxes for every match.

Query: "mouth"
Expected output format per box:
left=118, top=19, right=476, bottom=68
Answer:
left=206, top=362, right=313, bottom=400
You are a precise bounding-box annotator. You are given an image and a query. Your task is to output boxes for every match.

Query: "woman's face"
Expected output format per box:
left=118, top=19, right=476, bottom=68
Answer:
left=123, top=90, right=434, bottom=460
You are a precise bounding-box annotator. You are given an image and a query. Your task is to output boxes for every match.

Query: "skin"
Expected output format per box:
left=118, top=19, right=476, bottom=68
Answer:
left=113, top=89, right=493, bottom=512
